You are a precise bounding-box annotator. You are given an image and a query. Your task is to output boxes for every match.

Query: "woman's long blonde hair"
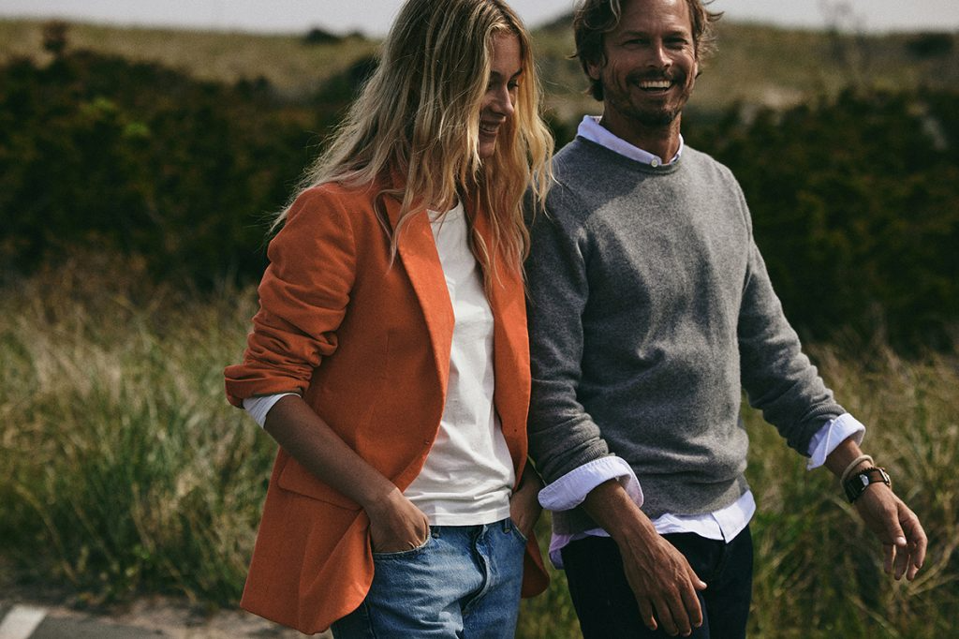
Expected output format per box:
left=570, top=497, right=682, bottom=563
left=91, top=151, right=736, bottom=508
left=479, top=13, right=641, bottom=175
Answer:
left=274, top=0, right=553, bottom=278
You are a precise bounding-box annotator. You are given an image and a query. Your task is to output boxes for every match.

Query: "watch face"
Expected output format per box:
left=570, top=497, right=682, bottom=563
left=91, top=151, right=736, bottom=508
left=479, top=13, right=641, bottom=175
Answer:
left=845, top=467, right=890, bottom=503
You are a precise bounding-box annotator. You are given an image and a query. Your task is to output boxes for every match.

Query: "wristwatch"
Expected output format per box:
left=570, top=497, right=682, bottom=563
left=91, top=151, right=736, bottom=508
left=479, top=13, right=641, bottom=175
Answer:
left=843, top=466, right=892, bottom=503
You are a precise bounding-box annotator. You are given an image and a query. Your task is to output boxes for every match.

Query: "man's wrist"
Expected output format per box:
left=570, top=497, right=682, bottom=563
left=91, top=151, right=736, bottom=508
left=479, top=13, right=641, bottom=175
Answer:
left=583, top=480, right=656, bottom=543
left=839, top=454, right=874, bottom=485
left=844, top=466, right=892, bottom=503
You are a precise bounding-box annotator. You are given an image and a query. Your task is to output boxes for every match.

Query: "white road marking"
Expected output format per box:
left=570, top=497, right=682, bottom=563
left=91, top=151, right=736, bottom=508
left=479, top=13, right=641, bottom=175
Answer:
left=0, top=605, right=47, bottom=639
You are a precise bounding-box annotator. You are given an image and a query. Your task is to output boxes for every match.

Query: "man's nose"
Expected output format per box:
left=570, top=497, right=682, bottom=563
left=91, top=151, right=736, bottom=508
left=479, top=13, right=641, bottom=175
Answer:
left=647, top=41, right=671, bottom=69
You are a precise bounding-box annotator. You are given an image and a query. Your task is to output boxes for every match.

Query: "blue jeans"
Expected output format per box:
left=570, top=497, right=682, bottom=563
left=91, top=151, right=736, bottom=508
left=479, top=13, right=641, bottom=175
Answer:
left=562, top=526, right=754, bottom=639
left=331, top=518, right=528, bottom=639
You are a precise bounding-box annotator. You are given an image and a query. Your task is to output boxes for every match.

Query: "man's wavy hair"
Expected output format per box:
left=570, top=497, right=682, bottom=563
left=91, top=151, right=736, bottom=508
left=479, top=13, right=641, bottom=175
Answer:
left=274, top=0, right=553, bottom=281
left=573, top=0, right=723, bottom=101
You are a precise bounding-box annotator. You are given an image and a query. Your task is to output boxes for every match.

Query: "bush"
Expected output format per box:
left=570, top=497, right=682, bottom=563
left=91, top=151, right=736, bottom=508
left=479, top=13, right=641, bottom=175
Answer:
left=303, top=27, right=342, bottom=46
left=906, top=33, right=954, bottom=59
left=1, top=38, right=956, bottom=348
left=0, top=45, right=356, bottom=287
left=687, top=89, right=959, bottom=348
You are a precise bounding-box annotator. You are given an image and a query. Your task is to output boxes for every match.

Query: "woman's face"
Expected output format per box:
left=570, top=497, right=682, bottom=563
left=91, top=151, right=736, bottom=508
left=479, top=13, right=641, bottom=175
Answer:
left=478, top=33, right=522, bottom=160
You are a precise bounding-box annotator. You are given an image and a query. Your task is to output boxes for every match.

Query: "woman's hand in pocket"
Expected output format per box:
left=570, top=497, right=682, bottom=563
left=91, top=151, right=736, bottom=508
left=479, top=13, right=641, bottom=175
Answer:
left=509, top=469, right=544, bottom=542
left=365, top=486, right=430, bottom=553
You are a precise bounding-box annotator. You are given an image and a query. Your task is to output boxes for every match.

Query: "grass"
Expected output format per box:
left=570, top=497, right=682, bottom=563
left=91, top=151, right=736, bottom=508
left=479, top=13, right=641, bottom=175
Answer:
left=0, top=254, right=275, bottom=606
left=0, top=19, right=378, bottom=99
left=1, top=18, right=957, bottom=117
left=743, top=341, right=959, bottom=637
left=1, top=255, right=957, bottom=637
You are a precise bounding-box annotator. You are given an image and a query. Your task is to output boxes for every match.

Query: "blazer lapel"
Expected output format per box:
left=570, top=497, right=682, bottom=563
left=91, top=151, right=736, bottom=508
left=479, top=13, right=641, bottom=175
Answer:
left=382, top=192, right=455, bottom=398
left=470, top=202, right=530, bottom=475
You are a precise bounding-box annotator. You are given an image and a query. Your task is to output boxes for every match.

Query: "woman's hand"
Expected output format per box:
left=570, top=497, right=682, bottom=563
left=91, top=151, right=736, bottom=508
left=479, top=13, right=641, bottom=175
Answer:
left=365, top=486, right=431, bottom=553
left=262, top=396, right=430, bottom=554
left=509, top=469, right=544, bottom=541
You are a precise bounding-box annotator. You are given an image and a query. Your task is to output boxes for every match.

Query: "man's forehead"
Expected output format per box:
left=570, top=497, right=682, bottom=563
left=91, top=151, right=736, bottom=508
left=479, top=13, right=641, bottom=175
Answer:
left=614, top=0, right=694, bottom=30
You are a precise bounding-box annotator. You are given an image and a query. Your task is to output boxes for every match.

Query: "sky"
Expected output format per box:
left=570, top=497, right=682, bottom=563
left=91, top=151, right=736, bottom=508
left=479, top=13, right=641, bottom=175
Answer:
left=0, top=0, right=957, bottom=36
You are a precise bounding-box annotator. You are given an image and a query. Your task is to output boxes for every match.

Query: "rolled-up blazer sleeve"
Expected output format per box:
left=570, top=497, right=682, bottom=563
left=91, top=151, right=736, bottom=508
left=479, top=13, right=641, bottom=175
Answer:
left=225, top=187, right=357, bottom=406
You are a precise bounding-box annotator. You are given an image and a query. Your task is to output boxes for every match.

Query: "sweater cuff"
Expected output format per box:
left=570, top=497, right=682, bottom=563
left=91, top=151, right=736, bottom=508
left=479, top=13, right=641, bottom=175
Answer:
left=806, top=413, right=866, bottom=470
left=243, top=393, right=299, bottom=428
left=539, top=456, right=643, bottom=511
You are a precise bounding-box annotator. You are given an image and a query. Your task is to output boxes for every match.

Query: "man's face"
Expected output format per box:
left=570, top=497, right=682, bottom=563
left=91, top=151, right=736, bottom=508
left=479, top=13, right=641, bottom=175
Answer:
left=588, top=0, right=699, bottom=129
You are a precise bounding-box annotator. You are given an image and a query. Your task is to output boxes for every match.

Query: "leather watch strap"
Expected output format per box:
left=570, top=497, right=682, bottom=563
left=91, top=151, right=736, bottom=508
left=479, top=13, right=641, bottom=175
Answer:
left=843, top=466, right=891, bottom=503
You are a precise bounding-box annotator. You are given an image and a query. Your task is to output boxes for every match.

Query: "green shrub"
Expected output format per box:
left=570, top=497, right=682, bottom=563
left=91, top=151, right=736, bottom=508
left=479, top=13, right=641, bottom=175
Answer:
left=687, top=88, right=959, bottom=349
left=1, top=42, right=956, bottom=347
left=906, top=33, right=954, bottom=59
left=0, top=48, right=327, bottom=286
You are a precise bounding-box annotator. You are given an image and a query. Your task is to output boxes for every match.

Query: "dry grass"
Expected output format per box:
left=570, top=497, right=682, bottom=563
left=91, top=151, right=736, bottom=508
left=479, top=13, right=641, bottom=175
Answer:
left=0, top=254, right=274, bottom=604
left=743, top=340, right=959, bottom=637
left=0, top=255, right=956, bottom=636
left=2, top=18, right=957, bottom=116
left=0, top=19, right=377, bottom=98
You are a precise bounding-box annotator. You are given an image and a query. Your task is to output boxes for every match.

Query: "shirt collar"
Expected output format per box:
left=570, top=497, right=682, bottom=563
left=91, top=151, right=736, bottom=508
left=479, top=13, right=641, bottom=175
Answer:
left=577, top=115, right=683, bottom=167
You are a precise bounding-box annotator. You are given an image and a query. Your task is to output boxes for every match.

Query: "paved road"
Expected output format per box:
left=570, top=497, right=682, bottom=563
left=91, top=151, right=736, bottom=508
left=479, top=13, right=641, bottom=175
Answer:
left=0, top=603, right=157, bottom=639
left=0, top=600, right=331, bottom=639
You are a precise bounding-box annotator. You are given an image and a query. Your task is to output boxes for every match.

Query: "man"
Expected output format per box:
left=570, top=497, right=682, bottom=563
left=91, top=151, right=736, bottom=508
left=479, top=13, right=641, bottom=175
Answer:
left=524, top=0, right=928, bottom=637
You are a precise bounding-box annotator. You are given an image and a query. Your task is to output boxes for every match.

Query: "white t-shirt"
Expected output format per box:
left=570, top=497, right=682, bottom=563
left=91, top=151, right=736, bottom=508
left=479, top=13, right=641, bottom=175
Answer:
left=243, top=203, right=514, bottom=526
left=403, top=202, right=514, bottom=524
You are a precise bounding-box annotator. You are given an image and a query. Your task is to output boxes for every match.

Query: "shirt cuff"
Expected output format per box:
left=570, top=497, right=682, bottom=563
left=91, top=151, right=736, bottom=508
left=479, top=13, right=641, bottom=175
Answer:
left=806, top=413, right=866, bottom=470
left=539, top=456, right=643, bottom=511
left=242, top=393, right=298, bottom=428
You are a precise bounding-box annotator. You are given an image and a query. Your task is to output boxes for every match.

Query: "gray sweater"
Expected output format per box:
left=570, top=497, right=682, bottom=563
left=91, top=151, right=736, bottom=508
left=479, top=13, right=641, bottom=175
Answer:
left=526, top=138, right=843, bottom=532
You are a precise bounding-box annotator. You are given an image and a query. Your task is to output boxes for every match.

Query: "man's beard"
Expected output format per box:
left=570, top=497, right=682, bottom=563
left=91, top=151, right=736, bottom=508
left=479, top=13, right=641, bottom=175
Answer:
left=634, top=106, right=682, bottom=128
left=610, top=70, right=690, bottom=128
left=607, top=93, right=684, bottom=128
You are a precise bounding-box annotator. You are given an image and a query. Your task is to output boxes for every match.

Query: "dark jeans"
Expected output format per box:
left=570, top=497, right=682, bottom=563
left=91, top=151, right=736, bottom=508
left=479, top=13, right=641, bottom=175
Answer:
left=561, top=526, right=753, bottom=639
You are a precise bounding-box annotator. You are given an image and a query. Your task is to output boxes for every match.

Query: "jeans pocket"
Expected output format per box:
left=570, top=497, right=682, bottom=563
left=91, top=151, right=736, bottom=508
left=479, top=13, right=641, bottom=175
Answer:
left=507, top=518, right=529, bottom=544
left=371, top=532, right=433, bottom=560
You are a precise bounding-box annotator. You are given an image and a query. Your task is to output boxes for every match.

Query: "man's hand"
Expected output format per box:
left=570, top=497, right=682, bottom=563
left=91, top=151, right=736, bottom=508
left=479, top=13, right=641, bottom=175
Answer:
left=825, top=438, right=927, bottom=581
left=509, top=468, right=544, bottom=541
left=618, top=526, right=708, bottom=636
left=584, top=480, right=706, bottom=637
left=854, top=484, right=927, bottom=580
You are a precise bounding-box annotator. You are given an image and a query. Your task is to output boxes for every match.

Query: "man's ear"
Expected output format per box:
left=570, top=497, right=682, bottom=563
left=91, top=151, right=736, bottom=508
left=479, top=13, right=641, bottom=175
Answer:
left=586, top=58, right=603, bottom=81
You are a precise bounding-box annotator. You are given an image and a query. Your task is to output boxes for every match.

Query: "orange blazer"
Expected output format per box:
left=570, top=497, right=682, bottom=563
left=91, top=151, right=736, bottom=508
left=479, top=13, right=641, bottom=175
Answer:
left=224, top=180, right=548, bottom=634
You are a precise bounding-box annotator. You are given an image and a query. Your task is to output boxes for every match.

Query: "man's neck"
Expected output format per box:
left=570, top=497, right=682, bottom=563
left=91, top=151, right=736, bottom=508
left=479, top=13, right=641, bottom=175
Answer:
left=599, top=112, right=682, bottom=161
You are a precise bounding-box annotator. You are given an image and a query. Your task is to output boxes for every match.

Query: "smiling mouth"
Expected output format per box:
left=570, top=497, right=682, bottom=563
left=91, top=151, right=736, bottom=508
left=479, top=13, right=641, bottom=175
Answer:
left=479, top=122, right=500, bottom=136
left=637, top=79, right=673, bottom=93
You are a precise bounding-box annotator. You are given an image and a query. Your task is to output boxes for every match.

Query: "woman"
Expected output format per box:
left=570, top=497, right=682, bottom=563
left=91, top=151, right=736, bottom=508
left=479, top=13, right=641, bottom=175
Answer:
left=224, top=0, right=553, bottom=636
